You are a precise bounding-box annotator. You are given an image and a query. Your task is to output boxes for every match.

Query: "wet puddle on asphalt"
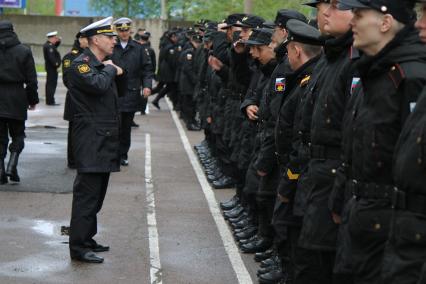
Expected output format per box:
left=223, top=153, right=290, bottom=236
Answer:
left=0, top=217, right=69, bottom=278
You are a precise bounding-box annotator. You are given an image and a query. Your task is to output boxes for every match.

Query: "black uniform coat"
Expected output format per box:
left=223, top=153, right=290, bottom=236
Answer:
left=347, top=26, right=426, bottom=282
left=298, top=31, right=356, bottom=251
left=157, top=38, right=177, bottom=83
left=178, top=45, right=197, bottom=95
left=68, top=48, right=120, bottom=173
left=43, top=41, right=61, bottom=72
left=112, top=39, right=154, bottom=112
left=62, top=41, right=84, bottom=121
left=381, top=87, right=426, bottom=284
left=0, top=30, right=38, bottom=120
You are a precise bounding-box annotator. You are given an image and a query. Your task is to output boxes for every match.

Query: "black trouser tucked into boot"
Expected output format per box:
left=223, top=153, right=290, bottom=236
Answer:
left=120, top=112, right=134, bottom=160
left=67, top=121, right=75, bottom=168
left=0, top=118, right=25, bottom=182
left=69, top=172, right=110, bottom=257
left=45, top=68, right=58, bottom=105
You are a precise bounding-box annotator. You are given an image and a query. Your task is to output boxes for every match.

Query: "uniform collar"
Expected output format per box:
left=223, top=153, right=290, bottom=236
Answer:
left=83, top=48, right=104, bottom=67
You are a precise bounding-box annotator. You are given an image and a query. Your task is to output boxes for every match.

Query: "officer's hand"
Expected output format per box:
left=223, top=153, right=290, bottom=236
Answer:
left=332, top=212, right=342, bottom=224
left=28, top=105, right=36, bottom=111
left=207, top=117, right=212, bottom=124
left=208, top=56, right=223, bottom=71
left=246, top=105, right=259, bottom=121
left=278, top=193, right=289, bottom=203
left=257, top=170, right=267, bottom=177
left=233, top=40, right=246, bottom=54
left=103, top=60, right=124, bottom=75
left=143, top=88, right=151, bottom=98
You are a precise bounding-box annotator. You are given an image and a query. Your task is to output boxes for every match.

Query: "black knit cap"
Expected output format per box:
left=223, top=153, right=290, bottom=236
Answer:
left=286, top=19, right=324, bottom=46
left=338, top=0, right=416, bottom=24
left=245, top=28, right=273, bottom=46
left=0, top=20, right=13, bottom=32
left=233, top=15, right=265, bottom=29
left=274, top=9, right=307, bottom=28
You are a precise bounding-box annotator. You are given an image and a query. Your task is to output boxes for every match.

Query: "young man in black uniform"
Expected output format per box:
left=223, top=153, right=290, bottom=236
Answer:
left=43, top=31, right=61, bottom=105
left=381, top=3, right=426, bottom=282
left=112, top=17, right=154, bottom=166
left=296, top=1, right=354, bottom=282
left=68, top=17, right=124, bottom=263
left=62, top=32, right=88, bottom=169
left=337, top=0, right=426, bottom=283
left=0, top=20, right=38, bottom=184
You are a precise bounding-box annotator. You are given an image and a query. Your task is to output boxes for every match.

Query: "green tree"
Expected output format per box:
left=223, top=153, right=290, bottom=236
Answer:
left=89, top=0, right=160, bottom=18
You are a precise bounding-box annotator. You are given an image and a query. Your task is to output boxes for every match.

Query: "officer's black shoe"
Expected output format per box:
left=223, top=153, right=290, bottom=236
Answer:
left=238, top=234, right=259, bottom=246
left=233, top=223, right=256, bottom=234
left=223, top=206, right=245, bottom=220
left=152, top=101, right=161, bottom=110
left=71, top=251, right=104, bottom=263
left=231, top=218, right=251, bottom=230
left=240, top=238, right=272, bottom=254
left=187, top=123, right=201, bottom=131
left=223, top=205, right=244, bottom=219
left=261, top=255, right=278, bottom=268
left=258, top=268, right=286, bottom=284
left=46, top=102, right=61, bottom=106
left=207, top=172, right=224, bottom=183
left=131, top=121, right=139, bottom=128
left=194, top=140, right=208, bottom=149
left=120, top=159, right=129, bottom=166
left=257, top=256, right=281, bottom=275
left=5, top=152, right=20, bottom=182
left=220, top=195, right=239, bottom=210
left=255, top=249, right=274, bottom=262
left=92, top=244, right=110, bottom=252
left=0, top=159, right=8, bottom=185
left=229, top=212, right=249, bottom=224
left=212, top=176, right=235, bottom=189
left=235, top=226, right=257, bottom=240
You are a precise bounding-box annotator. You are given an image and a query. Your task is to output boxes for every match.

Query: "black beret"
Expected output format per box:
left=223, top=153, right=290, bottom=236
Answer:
left=274, top=9, right=307, bottom=28
left=286, top=19, right=323, bottom=46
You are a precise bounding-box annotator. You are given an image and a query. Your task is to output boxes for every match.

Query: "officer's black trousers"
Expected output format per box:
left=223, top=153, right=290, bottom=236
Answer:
left=140, top=97, right=148, bottom=114
left=69, top=172, right=110, bottom=256
left=120, top=112, right=133, bottom=160
left=153, top=83, right=177, bottom=107
left=0, top=118, right=25, bottom=159
left=181, top=93, right=196, bottom=126
left=349, top=200, right=392, bottom=284
left=45, top=69, right=58, bottom=104
left=290, top=225, right=336, bottom=284
left=67, top=121, right=75, bottom=167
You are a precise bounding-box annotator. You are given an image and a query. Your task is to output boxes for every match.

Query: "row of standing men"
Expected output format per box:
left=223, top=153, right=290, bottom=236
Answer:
left=184, top=1, right=426, bottom=283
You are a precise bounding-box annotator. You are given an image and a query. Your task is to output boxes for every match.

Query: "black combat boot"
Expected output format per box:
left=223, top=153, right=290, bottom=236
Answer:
left=6, top=152, right=20, bottom=182
left=0, top=159, right=7, bottom=184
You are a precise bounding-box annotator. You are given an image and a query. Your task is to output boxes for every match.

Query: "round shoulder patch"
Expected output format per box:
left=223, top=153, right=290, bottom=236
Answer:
left=186, top=53, right=193, bottom=60
left=78, top=64, right=91, bottom=74
left=63, top=59, right=71, bottom=68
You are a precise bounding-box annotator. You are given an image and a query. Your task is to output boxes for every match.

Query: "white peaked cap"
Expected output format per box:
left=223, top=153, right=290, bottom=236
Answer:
left=46, top=31, right=58, bottom=37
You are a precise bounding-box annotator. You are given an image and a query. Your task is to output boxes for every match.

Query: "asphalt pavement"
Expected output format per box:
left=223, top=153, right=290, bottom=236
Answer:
left=0, top=77, right=259, bottom=284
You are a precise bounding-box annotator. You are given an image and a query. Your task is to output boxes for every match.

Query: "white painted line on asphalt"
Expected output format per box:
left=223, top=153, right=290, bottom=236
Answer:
left=165, top=98, right=253, bottom=284
left=145, top=133, right=163, bottom=284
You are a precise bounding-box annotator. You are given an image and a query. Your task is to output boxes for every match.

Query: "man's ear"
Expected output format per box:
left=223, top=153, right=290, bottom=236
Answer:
left=381, top=14, right=394, bottom=33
